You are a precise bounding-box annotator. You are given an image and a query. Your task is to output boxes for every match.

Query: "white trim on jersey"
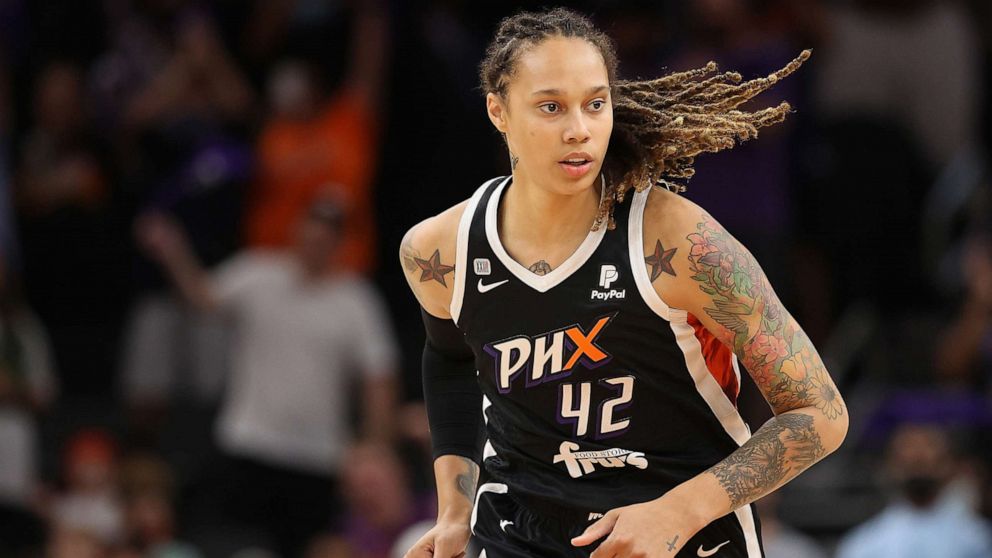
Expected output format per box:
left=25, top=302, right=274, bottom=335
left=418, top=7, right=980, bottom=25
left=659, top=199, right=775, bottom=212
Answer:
left=470, top=482, right=508, bottom=535
left=452, top=179, right=501, bottom=325
left=734, top=505, right=764, bottom=558
left=731, top=353, right=743, bottom=391
left=485, top=176, right=607, bottom=293
left=668, top=313, right=751, bottom=446
left=482, top=393, right=497, bottom=460
left=628, top=188, right=673, bottom=321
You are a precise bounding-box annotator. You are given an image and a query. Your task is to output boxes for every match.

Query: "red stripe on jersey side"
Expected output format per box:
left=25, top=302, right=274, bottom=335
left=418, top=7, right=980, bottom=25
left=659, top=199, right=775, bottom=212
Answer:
left=686, top=312, right=739, bottom=405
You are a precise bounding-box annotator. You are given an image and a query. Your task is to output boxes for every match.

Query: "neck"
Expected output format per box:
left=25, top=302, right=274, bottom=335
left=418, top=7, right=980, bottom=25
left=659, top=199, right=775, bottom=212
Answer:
left=501, top=171, right=602, bottom=245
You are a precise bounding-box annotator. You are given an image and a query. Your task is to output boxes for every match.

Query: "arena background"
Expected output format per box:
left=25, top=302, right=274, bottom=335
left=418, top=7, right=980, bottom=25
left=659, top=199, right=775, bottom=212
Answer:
left=0, top=0, right=991, bottom=556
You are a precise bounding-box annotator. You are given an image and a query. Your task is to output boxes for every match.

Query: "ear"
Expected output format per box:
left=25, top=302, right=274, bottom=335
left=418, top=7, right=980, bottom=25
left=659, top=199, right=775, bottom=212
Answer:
left=486, top=92, right=509, bottom=134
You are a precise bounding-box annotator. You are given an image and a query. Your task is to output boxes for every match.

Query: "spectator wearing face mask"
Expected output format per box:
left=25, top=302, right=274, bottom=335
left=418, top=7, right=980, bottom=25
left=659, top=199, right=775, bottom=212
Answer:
left=836, top=423, right=992, bottom=558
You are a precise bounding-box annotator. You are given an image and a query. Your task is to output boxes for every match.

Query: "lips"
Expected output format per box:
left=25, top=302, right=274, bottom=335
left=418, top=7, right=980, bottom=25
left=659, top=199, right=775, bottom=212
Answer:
left=559, top=151, right=593, bottom=166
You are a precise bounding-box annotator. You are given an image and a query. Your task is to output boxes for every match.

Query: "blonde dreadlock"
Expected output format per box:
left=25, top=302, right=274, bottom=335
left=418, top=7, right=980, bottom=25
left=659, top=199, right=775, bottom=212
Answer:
left=478, top=7, right=810, bottom=230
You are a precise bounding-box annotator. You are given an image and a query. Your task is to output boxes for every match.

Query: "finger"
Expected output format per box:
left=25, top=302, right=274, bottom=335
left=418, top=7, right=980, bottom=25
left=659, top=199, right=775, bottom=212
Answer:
left=404, top=540, right=435, bottom=558
left=571, top=513, right=618, bottom=547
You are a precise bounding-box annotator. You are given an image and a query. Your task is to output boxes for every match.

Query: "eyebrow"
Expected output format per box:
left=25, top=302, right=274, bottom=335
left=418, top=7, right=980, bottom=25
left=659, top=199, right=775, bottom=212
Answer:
left=531, top=85, right=609, bottom=97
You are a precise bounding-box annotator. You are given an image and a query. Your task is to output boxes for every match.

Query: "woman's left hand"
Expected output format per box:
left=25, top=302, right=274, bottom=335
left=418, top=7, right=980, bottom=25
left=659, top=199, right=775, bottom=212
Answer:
left=571, top=495, right=704, bottom=558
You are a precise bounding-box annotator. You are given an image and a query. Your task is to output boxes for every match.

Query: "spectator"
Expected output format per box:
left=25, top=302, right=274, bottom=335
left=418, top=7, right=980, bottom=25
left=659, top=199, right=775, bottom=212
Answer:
left=114, top=452, right=202, bottom=558
left=113, top=7, right=254, bottom=449
left=136, top=195, right=399, bottom=557
left=15, top=60, right=123, bottom=395
left=836, top=423, right=992, bottom=558
left=243, top=0, right=388, bottom=274
left=0, top=255, right=56, bottom=556
left=51, top=429, right=125, bottom=546
left=121, top=490, right=201, bottom=558
left=323, top=441, right=435, bottom=558
left=119, top=7, right=254, bottom=277
left=17, top=62, right=107, bottom=215
left=813, top=0, right=981, bottom=169
left=935, top=236, right=992, bottom=390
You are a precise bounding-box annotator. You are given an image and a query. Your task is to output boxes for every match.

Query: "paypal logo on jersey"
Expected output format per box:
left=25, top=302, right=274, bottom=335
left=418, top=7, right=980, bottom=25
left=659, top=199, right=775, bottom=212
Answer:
left=483, top=313, right=616, bottom=393
left=592, top=264, right=626, bottom=301
left=599, top=265, right=619, bottom=289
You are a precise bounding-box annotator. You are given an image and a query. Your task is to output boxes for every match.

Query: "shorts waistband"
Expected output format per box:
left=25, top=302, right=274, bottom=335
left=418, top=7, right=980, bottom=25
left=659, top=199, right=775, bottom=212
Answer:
left=507, top=491, right=605, bottom=525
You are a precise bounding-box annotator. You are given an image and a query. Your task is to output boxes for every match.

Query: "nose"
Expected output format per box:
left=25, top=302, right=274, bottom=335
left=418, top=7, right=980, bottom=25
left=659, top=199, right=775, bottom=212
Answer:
left=563, top=111, right=591, bottom=144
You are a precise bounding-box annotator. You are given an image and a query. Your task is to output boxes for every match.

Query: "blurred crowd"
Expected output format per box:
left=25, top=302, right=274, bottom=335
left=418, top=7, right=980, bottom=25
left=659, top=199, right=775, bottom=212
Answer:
left=1, top=0, right=992, bottom=556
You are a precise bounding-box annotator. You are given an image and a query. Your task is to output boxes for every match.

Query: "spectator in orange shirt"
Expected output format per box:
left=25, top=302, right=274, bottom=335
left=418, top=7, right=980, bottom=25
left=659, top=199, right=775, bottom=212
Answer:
left=245, top=1, right=388, bottom=275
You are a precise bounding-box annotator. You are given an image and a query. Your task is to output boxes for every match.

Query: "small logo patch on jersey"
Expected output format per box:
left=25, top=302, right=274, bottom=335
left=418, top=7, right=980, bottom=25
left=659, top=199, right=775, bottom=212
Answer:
left=478, top=279, right=509, bottom=293
left=599, top=264, right=619, bottom=288
left=587, top=512, right=604, bottom=521
left=592, top=264, right=626, bottom=301
left=697, top=541, right=730, bottom=557
left=552, top=441, right=648, bottom=478
left=474, top=258, right=492, bottom=276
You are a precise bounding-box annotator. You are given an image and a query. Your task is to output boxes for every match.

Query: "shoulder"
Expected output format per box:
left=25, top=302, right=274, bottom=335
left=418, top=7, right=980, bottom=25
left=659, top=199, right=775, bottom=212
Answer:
left=399, top=195, right=475, bottom=319
left=638, top=186, right=744, bottom=311
left=641, top=184, right=714, bottom=243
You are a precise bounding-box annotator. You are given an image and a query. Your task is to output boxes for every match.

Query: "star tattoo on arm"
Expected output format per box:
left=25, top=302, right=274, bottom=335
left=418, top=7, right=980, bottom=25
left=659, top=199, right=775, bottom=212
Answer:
left=414, top=249, right=455, bottom=287
left=645, top=239, right=678, bottom=281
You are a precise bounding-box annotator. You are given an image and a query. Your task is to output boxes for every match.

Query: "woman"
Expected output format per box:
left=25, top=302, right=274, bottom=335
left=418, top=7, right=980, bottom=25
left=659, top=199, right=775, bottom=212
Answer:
left=400, top=8, right=847, bottom=558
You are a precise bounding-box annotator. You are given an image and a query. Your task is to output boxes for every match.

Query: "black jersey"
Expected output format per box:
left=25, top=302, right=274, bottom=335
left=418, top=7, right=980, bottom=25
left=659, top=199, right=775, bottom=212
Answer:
left=452, top=176, right=764, bottom=557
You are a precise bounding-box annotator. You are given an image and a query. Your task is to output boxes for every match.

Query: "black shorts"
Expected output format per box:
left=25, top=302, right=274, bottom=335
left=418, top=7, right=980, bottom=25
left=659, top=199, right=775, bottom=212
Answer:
left=470, top=484, right=764, bottom=557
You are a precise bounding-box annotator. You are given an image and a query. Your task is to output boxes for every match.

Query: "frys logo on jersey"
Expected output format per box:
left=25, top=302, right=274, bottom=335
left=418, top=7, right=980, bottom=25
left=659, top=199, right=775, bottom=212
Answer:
left=553, top=441, right=648, bottom=478
left=483, top=313, right=616, bottom=394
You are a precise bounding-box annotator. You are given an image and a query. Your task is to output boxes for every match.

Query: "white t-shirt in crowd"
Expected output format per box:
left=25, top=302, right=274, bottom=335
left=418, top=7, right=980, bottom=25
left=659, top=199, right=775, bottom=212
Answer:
left=0, top=310, right=57, bottom=507
left=211, top=252, right=398, bottom=475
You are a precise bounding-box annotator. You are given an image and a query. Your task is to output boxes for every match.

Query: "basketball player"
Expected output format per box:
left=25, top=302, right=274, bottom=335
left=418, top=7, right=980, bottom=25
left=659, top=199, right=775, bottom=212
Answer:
left=400, top=8, right=847, bottom=558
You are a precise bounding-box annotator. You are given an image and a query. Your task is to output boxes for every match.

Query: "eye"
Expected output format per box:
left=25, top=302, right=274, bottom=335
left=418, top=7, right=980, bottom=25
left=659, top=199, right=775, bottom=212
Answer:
left=588, top=99, right=606, bottom=111
left=539, top=102, right=561, bottom=114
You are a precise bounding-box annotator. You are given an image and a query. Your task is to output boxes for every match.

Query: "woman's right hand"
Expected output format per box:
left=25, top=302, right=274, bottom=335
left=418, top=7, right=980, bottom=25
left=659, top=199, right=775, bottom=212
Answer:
left=404, top=519, right=472, bottom=558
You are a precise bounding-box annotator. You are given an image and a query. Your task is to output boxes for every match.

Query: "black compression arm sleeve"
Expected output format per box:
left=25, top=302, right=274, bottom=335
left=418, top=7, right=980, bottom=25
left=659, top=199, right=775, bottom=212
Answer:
left=421, top=308, right=486, bottom=463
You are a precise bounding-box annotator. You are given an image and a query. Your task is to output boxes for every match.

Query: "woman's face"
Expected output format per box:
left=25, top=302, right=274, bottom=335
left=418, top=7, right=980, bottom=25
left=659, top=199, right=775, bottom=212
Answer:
left=487, top=36, right=613, bottom=195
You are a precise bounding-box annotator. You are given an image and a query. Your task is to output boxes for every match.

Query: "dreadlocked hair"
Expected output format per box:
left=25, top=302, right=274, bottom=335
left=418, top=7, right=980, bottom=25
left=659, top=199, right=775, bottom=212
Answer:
left=479, top=7, right=810, bottom=230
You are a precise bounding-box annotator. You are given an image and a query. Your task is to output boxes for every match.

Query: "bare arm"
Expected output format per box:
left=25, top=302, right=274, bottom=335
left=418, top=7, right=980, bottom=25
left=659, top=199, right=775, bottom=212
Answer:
left=134, top=213, right=218, bottom=312
left=649, top=192, right=848, bottom=522
left=433, top=454, right=481, bottom=523
left=399, top=206, right=482, bottom=558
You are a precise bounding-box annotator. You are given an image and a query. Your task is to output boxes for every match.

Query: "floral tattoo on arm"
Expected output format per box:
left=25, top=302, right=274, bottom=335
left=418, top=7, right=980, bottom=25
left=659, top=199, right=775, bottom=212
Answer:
left=687, top=216, right=844, bottom=507
left=686, top=217, right=844, bottom=420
